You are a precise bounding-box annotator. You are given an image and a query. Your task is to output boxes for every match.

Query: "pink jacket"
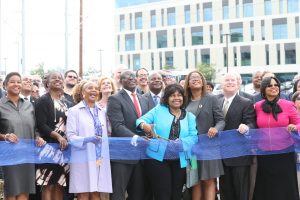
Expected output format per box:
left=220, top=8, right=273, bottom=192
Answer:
left=255, top=99, right=300, bottom=151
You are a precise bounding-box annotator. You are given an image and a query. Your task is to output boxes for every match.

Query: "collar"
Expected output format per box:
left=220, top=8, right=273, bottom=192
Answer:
left=19, top=94, right=30, bottom=100
left=150, top=91, right=162, bottom=98
left=78, top=100, right=102, bottom=110
left=224, top=93, right=237, bottom=104
left=123, top=88, right=137, bottom=96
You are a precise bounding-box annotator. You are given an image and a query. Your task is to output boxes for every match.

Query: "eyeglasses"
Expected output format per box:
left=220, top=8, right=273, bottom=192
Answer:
left=67, top=75, right=78, bottom=79
left=138, top=74, right=148, bottom=78
left=267, top=84, right=279, bottom=88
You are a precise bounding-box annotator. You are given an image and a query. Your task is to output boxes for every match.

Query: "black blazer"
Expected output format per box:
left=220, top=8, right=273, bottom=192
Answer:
left=107, top=89, right=149, bottom=164
left=217, top=94, right=256, bottom=166
left=143, top=92, right=156, bottom=111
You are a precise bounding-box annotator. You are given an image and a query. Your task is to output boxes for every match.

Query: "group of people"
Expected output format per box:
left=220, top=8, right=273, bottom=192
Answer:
left=0, top=67, right=300, bottom=200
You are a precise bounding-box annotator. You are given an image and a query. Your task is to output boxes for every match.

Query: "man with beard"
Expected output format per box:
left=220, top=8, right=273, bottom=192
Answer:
left=143, top=72, right=163, bottom=110
left=249, top=71, right=262, bottom=95
left=64, top=70, right=78, bottom=103
left=136, top=68, right=149, bottom=95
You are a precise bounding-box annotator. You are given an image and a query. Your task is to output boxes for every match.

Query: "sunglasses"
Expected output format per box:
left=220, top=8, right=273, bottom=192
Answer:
left=267, top=84, right=279, bottom=88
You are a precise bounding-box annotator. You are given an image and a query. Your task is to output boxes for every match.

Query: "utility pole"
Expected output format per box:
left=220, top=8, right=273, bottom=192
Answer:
left=79, top=0, right=83, bottom=77
left=65, top=0, right=69, bottom=70
left=22, top=0, right=26, bottom=74
left=98, top=49, right=103, bottom=75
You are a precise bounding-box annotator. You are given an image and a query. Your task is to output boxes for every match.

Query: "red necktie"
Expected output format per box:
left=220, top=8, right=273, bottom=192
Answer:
left=131, top=92, right=141, bottom=117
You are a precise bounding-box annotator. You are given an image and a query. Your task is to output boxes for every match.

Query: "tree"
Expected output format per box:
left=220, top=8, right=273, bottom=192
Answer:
left=196, top=63, right=216, bottom=81
left=163, top=64, right=175, bottom=70
left=30, top=63, right=45, bottom=77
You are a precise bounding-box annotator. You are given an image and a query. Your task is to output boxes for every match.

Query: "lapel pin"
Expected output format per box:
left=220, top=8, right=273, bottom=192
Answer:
left=199, top=104, right=202, bottom=108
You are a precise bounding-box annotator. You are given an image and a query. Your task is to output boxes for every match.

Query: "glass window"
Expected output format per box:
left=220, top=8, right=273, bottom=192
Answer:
left=185, top=5, right=191, bottom=24
left=265, top=45, right=269, bottom=65
left=277, top=44, right=281, bottom=64
left=151, top=53, right=154, bottom=70
left=285, top=43, right=296, bottom=64
left=203, top=3, right=213, bottom=21
left=167, top=8, right=176, bottom=26
left=130, top=14, right=133, bottom=30
left=148, top=32, right=151, bottom=49
left=272, top=18, right=288, bottom=40
left=165, top=51, right=174, bottom=68
left=196, top=4, right=200, bottom=22
left=185, top=50, right=189, bottom=69
left=280, top=0, right=284, bottom=14
left=151, top=10, right=156, bottom=28
left=243, top=0, right=253, bottom=17
left=250, top=21, right=254, bottom=41
left=288, top=0, right=299, bottom=13
left=264, top=0, right=272, bottom=15
left=161, top=9, right=164, bottom=26
left=236, top=0, right=240, bottom=18
left=261, top=21, right=265, bottom=40
left=241, top=46, right=251, bottom=66
left=125, top=34, right=135, bottom=51
left=135, top=13, right=142, bottom=29
left=223, top=5, right=229, bottom=19
left=173, top=29, right=176, bottom=47
left=230, top=23, right=243, bottom=42
left=220, top=24, right=223, bottom=43
left=156, top=30, right=167, bottom=48
left=201, top=49, right=210, bottom=64
left=182, top=28, right=185, bottom=46
left=191, top=27, right=203, bottom=45
left=140, top=33, right=143, bottom=50
left=120, top=15, right=125, bottom=32
left=210, top=26, right=213, bottom=44
left=133, top=54, right=140, bottom=71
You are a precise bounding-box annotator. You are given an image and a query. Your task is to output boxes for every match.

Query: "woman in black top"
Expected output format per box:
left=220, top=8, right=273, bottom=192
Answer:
left=35, top=72, right=73, bottom=200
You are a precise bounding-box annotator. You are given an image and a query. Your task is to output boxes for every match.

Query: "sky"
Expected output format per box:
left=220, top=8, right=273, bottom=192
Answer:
left=0, top=0, right=115, bottom=76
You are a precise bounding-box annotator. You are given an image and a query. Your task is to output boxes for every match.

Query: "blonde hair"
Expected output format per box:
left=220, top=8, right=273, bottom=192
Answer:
left=98, top=76, right=117, bottom=100
left=72, top=80, right=87, bottom=104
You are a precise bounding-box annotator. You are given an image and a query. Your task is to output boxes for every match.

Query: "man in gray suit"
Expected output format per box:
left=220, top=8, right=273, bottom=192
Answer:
left=218, top=73, right=256, bottom=200
left=143, top=72, right=164, bottom=110
left=107, top=70, right=149, bottom=200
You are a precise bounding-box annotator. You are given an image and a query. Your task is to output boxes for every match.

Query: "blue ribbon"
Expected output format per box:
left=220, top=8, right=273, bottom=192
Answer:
left=0, top=127, right=299, bottom=166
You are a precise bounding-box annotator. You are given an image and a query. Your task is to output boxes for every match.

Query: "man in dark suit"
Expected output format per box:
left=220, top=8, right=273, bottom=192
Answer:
left=218, top=73, right=256, bottom=200
left=143, top=72, right=163, bottom=110
left=107, top=70, right=149, bottom=200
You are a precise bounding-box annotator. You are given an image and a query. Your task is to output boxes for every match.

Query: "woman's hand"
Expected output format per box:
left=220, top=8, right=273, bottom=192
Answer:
left=57, top=136, right=68, bottom=150
left=141, top=123, right=155, bottom=138
left=36, top=136, right=46, bottom=147
left=5, top=133, right=19, bottom=143
left=287, top=124, right=298, bottom=132
left=207, top=127, right=218, bottom=138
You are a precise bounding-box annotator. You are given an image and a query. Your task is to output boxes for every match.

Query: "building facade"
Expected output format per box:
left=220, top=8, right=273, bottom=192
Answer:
left=115, top=0, right=300, bottom=83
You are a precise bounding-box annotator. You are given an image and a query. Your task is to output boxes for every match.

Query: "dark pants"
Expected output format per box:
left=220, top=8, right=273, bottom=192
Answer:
left=110, top=162, right=144, bottom=200
left=219, top=165, right=250, bottom=200
left=144, top=159, right=186, bottom=200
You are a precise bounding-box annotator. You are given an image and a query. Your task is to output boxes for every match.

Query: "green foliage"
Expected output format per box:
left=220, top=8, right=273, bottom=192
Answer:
left=196, top=64, right=216, bottom=81
left=30, top=63, right=45, bottom=77
left=163, top=64, right=175, bottom=70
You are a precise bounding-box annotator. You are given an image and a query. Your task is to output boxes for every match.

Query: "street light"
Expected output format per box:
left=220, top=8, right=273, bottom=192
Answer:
left=222, top=33, right=231, bottom=73
left=98, top=49, right=103, bottom=75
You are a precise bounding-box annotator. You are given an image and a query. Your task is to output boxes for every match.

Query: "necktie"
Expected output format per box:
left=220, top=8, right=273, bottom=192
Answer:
left=223, top=100, right=229, bottom=117
left=153, top=95, right=159, bottom=105
left=131, top=92, right=141, bottom=117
